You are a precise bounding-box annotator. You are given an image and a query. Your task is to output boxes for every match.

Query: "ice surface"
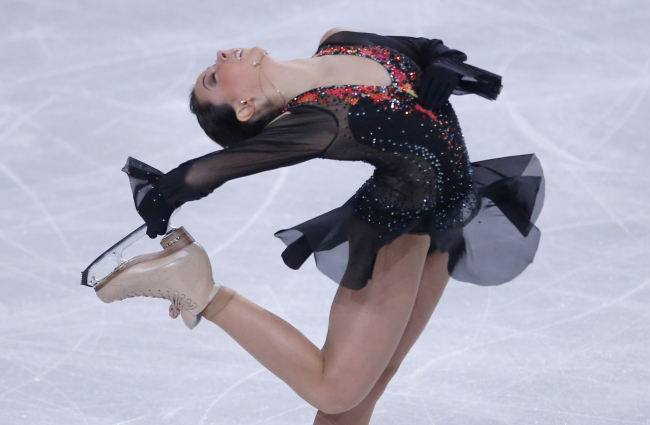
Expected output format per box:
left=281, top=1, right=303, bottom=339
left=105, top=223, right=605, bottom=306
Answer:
left=1, top=0, right=649, bottom=424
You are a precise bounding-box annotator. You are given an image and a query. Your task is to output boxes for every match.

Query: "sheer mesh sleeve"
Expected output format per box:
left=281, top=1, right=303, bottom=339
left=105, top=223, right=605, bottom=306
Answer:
left=160, top=106, right=338, bottom=207
left=320, top=31, right=503, bottom=100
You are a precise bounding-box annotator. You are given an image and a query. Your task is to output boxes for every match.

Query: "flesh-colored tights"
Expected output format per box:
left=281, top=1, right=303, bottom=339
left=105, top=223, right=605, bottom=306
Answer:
left=201, top=234, right=450, bottom=424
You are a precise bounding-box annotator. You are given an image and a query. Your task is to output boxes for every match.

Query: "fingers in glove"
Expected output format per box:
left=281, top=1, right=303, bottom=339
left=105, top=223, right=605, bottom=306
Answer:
left=430, top=82, right=450, bottom=109
left=137, top=185, right=174, bottom=238
left=417, top=76, right=433, bottom=106
left=435, top=83, right=456, bottom=108
left=146, top=219, right=167, bottom=238
left=146, top=227, right=158, bottom=239
left=425, top=81, right=443, bottom=110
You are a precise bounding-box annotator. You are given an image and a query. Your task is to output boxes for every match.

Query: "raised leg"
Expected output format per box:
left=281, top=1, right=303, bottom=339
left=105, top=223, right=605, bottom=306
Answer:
left=312, top=250, right=451, bottom=424
left=201, top=234, right=430, bottom=414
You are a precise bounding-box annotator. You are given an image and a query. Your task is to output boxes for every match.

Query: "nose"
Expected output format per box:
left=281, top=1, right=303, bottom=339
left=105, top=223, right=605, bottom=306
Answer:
left=216, top=50, right=229, bottom=61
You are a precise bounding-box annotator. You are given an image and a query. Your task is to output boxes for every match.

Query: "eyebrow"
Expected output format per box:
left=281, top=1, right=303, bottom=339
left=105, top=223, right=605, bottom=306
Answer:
left=202, top=74, right=208, bottom=90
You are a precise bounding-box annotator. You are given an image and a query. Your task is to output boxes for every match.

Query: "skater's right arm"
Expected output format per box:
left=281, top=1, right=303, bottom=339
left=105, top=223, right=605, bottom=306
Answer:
left=160, top=106, right=338, bottom=208
left=320, top=30, right=503, bottom=103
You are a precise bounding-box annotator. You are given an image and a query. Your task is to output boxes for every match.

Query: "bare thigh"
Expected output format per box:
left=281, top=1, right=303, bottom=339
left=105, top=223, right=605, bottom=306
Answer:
left=383, top=250, right=451, bottom=372
left=313, top=251, right=450, bottom=423
left=316, top=234, right=430, bottom=413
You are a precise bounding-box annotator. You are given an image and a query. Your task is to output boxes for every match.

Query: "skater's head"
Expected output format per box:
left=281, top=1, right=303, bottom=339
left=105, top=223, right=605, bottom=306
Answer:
left=190, top=47, right=281, bottom=147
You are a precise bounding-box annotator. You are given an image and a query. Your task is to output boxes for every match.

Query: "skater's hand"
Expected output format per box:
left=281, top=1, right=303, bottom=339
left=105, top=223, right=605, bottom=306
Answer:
left=137, top=182, right=175, bottom=238
left=416, top=63, right=460, bottom=109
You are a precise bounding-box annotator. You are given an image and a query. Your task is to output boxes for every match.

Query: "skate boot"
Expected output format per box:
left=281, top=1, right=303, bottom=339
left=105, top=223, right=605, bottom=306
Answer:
left=95, top=227, right=221, bottom=329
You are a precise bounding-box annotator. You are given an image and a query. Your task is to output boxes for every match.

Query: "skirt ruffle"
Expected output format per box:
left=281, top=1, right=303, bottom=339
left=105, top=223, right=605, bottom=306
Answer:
left=275, top=154, right=544, bottom=288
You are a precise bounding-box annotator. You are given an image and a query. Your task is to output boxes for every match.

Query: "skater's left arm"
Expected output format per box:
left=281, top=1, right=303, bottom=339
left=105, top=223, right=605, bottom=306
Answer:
left=135, top=107, right=338, bottom=237
left=161, top=107, right=337, bottom=206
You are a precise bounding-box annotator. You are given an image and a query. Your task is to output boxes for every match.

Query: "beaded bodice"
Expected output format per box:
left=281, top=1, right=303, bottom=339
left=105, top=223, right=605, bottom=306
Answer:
left=284, top=45, right=474, bottom=234
left=283, top=46, right=421, bottom=110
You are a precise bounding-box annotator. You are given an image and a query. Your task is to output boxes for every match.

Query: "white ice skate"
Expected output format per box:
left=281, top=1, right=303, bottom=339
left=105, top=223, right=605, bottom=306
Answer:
left=82, top=226, right=220, bottom=329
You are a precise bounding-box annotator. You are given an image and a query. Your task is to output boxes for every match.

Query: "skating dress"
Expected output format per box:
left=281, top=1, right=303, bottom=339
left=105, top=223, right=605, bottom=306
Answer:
left=129, top=32, right=544, bottom=290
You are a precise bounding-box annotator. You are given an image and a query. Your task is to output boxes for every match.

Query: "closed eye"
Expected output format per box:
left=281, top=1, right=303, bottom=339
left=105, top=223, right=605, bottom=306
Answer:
left=211, top=72, right=217, bottom=85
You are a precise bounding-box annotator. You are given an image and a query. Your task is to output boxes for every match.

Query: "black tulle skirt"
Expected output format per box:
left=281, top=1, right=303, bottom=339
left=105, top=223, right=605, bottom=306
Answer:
left=275, top=154, right=544, bottom=287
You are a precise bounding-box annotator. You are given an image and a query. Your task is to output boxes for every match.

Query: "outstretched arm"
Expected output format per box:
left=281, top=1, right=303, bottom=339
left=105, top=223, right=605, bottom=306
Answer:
left=134, top=106, right=338, bottom=237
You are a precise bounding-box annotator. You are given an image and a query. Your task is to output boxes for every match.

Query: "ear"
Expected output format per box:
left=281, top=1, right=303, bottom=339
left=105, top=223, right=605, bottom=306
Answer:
left=235, top=101, right=255, bottom=122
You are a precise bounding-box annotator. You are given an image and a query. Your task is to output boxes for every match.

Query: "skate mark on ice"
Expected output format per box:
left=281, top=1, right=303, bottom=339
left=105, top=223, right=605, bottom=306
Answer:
left=199, top=368, right=266, bottom=425
left=585, top=55, right=650, bottom=159
left=491, top=310, right=650, bottom=398
left=4, top=264, right=79, bottom=297
left=468, top=287, right=492, bottom=343
left=89, top=49, right=200, bottom=136
left=503, top=97, right=605, bottom=169
left=544, top=214, right=650, bottom=233
left=495, top=43, right=598, bottom=168
left=208, top=168, right=288, bottom=257
left=421, top=393, right=437, bottom=424
left=494, top=32, right=631, bottom=172
left=29, top=122, right=101, bottom=167
left=579, top=58, right=650, bottom=153
left=0, top=305, right=98, bottom=340
left=420, top=393, right=649, bottom=424
left=249, top=402, right=310, bottom=424
left=410, top=276, right=650, bottom=378
left=473, top=0, right=643, bottom=72
left=540, top=276, right=650, bottom=328
left=0, top=328, right=97, bottom=425
left=492, top=236, right=649, bottom=314
left=572, top=169, right=630, bottom=233
left=0, top=97, right=55, bottom=143
left=0, top=160, right=73, bottom=254
left=384, top=389, right=460, bottom=423
left=0, top=228, right=69, bottom=274
left=3, top=42, right=219, bottom=92
left=115, top=414, right=148, bottom=425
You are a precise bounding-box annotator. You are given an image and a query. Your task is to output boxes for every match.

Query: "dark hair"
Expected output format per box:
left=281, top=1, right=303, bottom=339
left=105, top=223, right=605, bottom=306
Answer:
left=189, top=89, right=281, bottom=148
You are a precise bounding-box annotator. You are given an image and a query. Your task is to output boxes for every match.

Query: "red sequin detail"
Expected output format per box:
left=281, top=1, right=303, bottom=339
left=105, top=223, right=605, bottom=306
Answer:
left=283, top=46, right=421, bottom=112
left=414, top=104, right=438, bottom=121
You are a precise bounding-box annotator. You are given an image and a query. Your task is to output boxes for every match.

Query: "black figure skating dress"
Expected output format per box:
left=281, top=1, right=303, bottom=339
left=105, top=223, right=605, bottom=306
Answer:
left=137, top=32, right=544, bottom=290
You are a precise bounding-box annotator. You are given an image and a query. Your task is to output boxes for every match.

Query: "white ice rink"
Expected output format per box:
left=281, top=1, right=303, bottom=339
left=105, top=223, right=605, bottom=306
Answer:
left=1, top=1, right=649, bottom=424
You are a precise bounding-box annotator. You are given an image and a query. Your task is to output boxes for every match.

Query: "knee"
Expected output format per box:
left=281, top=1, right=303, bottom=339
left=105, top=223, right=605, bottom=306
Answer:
left=311, top=389, right=362, bottom=415
left=315, top=397, right=361, bottom=416
left=310, top=364, right=402, bottom=415
left=309, top=379, right=370, bottom=415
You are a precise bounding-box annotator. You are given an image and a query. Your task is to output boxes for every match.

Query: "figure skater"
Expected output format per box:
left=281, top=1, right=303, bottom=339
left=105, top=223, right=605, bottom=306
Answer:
left=94, top=28, right=544, bottom=424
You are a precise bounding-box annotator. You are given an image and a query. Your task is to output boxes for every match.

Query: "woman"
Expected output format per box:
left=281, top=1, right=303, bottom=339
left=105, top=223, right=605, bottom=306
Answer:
left=97, top=28, right=544, bottom=424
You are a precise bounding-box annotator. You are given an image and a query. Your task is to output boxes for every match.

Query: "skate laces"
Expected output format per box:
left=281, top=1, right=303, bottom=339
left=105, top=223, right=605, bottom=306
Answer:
left=167, top=292, right=197, bottom=319
left=121, top=290, right=198, bottom=319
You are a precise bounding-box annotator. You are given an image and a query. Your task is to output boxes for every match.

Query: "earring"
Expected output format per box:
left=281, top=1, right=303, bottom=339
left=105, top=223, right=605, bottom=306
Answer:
left=240, top=100, right=248, bottom=104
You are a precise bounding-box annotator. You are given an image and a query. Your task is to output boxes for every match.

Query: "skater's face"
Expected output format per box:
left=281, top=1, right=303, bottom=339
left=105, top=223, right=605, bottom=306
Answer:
left=194, top=46, right=267, bottom=122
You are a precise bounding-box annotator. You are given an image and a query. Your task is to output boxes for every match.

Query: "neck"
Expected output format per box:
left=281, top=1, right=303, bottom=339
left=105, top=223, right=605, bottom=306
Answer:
left=258, top=56, right=322, bottom=106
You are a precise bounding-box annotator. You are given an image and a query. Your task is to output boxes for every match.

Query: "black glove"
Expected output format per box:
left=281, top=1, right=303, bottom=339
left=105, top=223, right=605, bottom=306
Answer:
left=416, top=63, right=460, bottom=109
left=122, top=157, right=176, bottom=239
left=136, top=181, right=175, bottom=238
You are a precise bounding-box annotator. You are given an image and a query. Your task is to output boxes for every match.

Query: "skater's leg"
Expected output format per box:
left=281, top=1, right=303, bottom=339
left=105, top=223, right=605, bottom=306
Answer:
left=312, top=251, right=450, bottom=425
left=201, top=234, right=430, bottom=414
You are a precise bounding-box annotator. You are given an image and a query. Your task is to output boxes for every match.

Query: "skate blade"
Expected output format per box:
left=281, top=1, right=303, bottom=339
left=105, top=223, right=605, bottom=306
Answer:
left=81, top=210, right=182, bottom=287
left=81, top=224, right=148, bottom=287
